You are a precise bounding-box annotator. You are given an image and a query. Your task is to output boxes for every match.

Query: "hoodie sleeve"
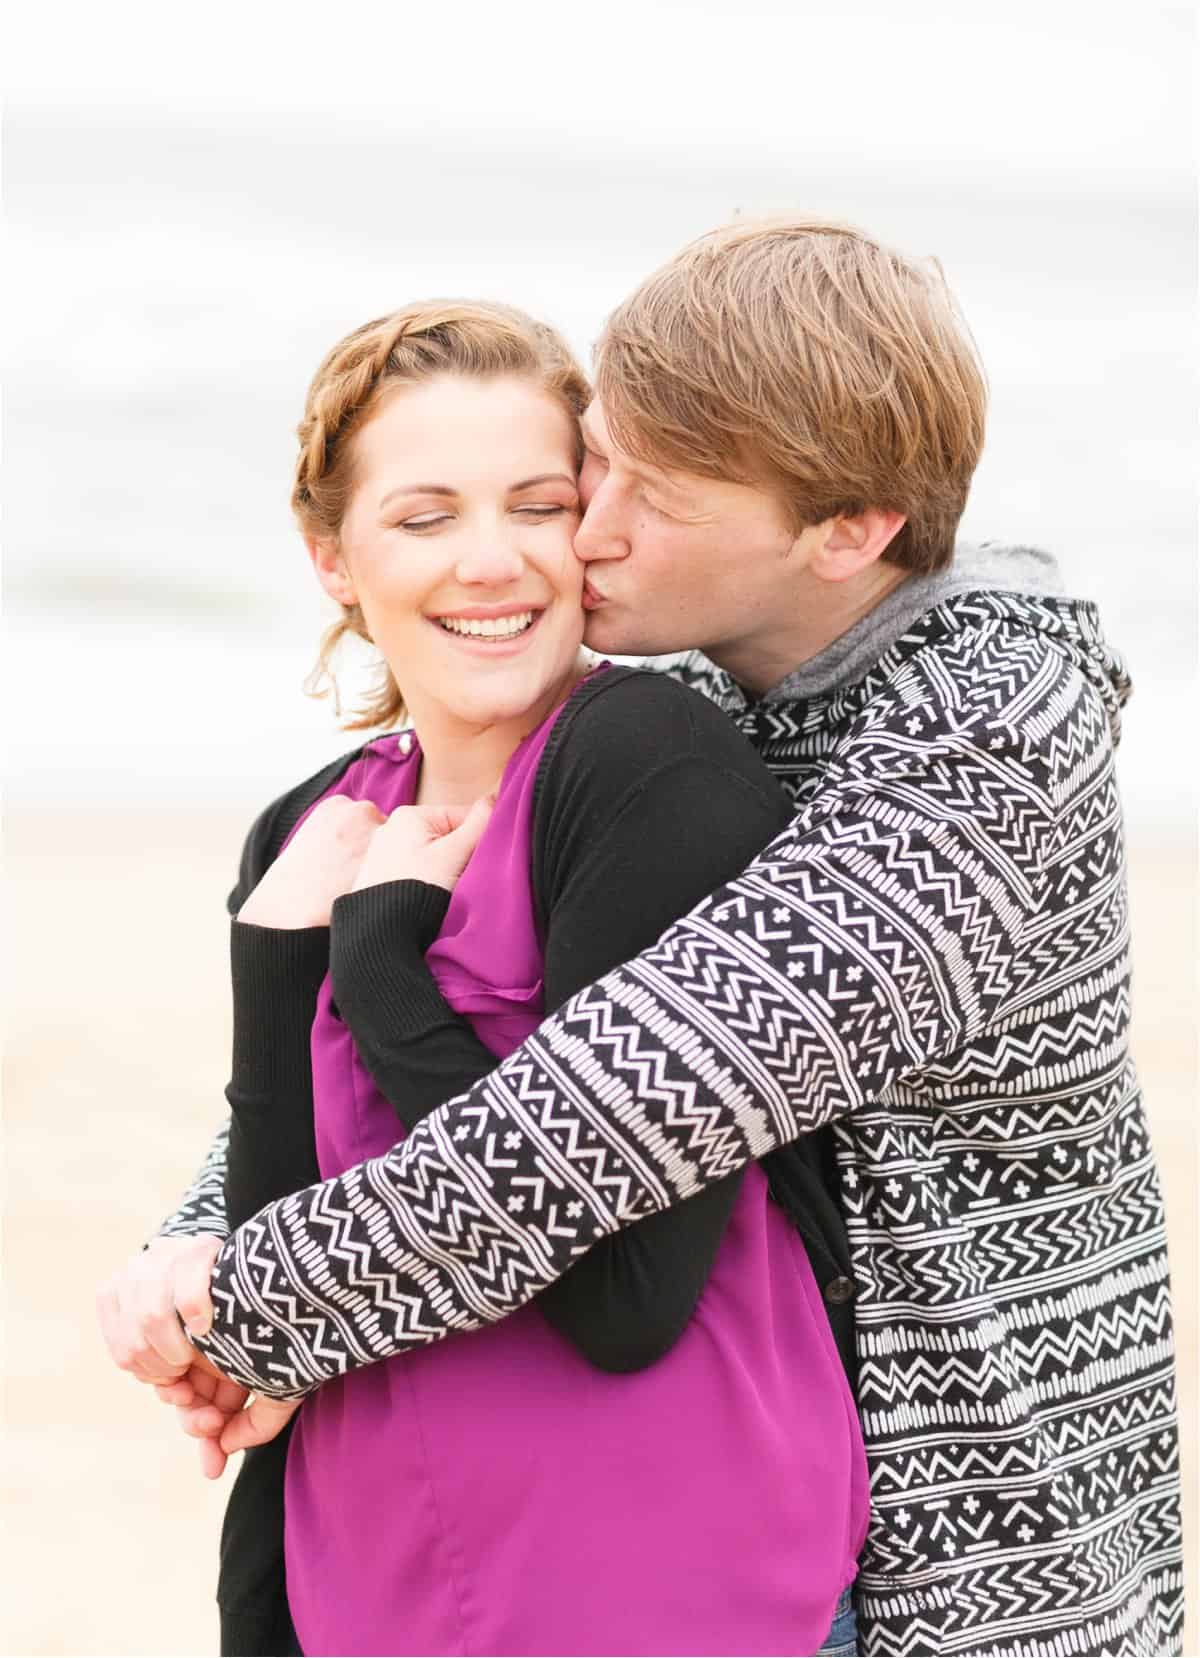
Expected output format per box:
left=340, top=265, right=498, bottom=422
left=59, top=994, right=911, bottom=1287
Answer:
left=193, top=629, right=1063, bottom=1397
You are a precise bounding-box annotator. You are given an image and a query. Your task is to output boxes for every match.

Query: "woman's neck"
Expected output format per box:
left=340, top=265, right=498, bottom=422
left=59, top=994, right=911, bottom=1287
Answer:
left=405, top=652, right=593, bottom=808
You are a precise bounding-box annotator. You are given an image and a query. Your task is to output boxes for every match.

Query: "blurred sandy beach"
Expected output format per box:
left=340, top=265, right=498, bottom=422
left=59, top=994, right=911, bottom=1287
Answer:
left=3, top=809, right=1195, bottom=1656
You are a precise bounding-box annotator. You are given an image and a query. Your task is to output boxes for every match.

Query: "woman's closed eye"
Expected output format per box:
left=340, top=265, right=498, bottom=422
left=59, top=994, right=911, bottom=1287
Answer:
left=398, top=512, right=453, bottom=533
left=513, top=504, right=575, bottom=520
left=398, top=504, right=575, bottom=533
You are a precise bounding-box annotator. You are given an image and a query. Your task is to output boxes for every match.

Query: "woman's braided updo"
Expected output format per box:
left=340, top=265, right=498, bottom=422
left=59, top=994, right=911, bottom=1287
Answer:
left=296, top=299, right=590, bottom=730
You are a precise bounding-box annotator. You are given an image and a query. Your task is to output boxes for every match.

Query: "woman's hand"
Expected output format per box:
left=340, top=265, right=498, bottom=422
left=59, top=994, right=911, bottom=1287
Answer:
left=96, top=1233, right=223, bottom=1385
left=238, top=796, right=385, bottom=928
left=351, top=796, right=494, bottom=895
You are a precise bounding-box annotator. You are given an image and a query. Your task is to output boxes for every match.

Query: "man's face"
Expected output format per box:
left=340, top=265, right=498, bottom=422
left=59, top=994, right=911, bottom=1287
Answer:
left=575, top=400, right=804, bottom=664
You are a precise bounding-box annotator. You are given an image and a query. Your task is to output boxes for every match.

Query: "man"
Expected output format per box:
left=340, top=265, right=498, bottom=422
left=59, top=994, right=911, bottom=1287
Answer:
left=110, top=220, right=1182, bottom=1655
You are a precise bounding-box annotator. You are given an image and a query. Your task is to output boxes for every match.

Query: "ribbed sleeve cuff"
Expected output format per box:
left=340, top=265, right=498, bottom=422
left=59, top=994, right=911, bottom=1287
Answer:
left=330, top=881, right=453, bottom=1051
left=228, top=921, right=329, bottom=1102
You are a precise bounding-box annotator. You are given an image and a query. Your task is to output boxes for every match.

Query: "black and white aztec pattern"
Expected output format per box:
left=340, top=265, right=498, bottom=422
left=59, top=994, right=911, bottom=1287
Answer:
left=159, top=1118, right=230, bottom=1238
left=188, top=590, right=1181, bottom=1657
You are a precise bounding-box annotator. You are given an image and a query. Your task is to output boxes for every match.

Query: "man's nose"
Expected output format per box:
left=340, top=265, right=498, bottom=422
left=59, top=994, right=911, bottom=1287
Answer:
left=574, top=481, right=628, bottom=563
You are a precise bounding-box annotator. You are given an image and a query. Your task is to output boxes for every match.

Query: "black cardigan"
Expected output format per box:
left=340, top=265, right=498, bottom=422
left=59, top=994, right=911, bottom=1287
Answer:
left=217, top=667, right=855, bottom=1655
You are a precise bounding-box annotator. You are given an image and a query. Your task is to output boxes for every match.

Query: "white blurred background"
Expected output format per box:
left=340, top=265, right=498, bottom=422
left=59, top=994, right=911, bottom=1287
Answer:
left=6, top=0, right=1196, bottom=823
left=5, top=2, right=1196, bottom=1652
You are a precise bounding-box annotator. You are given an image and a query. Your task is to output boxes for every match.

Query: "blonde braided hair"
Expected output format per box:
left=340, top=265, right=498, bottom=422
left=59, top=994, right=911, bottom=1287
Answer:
left=295, top=300, right=590, bottom=731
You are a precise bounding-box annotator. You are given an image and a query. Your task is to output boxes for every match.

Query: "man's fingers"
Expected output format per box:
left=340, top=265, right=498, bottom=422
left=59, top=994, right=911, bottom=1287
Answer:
left=175, top=1401, right=230, bottom=1440
left=197, top=1437, right=228, bottom=1480
left=106, top=1277, right=191, bottom=1383
left=168, top=1359, right=249, bottom=1417
left=218, top=1395, right=300, bottom=1455
left=208, top=1372, right=251, bottom=1415
left=155, top=1378, right=197, bottom=1406
left=135, top=1297, right=196, bottom=1372
left=172, top=1235, right=221, bottom=1338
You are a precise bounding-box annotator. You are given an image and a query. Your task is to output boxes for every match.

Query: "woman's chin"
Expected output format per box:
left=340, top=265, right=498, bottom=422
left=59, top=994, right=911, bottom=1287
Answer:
left=435, top=668, right=577, bottom=733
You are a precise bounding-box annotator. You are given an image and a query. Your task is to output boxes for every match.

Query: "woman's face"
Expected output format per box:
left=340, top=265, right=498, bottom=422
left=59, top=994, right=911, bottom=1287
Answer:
left=313, top=373, right=585, bottom=734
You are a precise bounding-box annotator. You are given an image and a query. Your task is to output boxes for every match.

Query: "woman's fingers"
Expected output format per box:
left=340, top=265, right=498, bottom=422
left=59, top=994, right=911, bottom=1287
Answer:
left=352, top=794, right=496, bottom=893
left=237, top=795, right=385, bottom=927
left=431, top=794, right=495, bottom=885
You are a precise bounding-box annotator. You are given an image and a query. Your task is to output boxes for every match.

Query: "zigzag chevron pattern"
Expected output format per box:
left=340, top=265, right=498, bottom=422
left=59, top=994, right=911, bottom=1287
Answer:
left=184, top=591, right=1181, bottom=1656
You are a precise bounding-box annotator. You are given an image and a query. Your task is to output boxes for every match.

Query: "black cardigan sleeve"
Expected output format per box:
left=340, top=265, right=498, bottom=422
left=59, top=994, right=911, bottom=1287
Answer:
left=222, top=745, right=368, bottom=1230
left=528, top=669, right=793, bottom=1368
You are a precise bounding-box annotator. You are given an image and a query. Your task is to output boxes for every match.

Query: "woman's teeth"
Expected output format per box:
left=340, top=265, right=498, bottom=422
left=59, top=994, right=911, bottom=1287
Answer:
left=438, top=611, right=535, bottom=639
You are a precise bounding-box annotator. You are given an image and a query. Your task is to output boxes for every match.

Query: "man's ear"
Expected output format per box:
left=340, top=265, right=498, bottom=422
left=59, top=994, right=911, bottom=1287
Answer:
left=306, top=536, right=357, bottom=607
left=811, top=510, right=906, bottom=582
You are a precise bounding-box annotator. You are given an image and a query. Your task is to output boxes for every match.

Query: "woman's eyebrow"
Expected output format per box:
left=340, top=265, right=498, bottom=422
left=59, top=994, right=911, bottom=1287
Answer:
left=378, top=485, right=457, bottom=510
left=510, top=473, right=578, bottom=491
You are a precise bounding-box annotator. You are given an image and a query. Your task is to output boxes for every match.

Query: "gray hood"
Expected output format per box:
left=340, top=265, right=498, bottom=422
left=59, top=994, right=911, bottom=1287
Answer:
left=759, top=541, right=1132, bottom=748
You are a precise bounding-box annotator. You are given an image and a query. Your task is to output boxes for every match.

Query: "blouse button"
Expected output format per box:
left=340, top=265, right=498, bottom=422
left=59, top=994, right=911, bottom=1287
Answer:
left=398, top=731, right=413, bottom=756
left=824, top=1275, right=858, bottom=1305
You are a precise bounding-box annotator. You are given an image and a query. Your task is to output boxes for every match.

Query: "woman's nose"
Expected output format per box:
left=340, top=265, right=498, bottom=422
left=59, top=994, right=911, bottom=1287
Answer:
left=454, top=537, right=525, bottom=585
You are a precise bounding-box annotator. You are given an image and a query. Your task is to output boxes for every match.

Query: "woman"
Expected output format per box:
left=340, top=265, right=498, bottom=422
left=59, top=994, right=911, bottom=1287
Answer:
left=106, top=300, right=867, bottom=1656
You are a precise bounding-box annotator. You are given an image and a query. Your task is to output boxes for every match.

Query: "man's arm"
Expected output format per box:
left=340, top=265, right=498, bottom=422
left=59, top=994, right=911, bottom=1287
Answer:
left=195, top=636, right=1058, bottom=1398
left=157, top=1121, right=232, bottom=1240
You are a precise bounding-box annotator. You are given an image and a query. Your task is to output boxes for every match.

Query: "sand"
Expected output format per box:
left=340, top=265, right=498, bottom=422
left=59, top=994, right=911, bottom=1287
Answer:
left=3, top=809, right=1196, bottom=1656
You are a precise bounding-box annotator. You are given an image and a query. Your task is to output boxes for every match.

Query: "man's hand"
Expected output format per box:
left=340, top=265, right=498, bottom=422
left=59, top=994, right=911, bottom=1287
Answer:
left=351, top=796, right=494, bottom=895
left=158, top=1358, right=300, bottom=1479
left=238, top=795, right=385, bottom=928
left=96, top=1233, right=222, bottom=1385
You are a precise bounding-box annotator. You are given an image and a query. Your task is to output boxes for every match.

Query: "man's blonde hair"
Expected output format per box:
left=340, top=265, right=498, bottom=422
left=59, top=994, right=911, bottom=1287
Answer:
left=294, top=300, right=589, bottom=729
left=596, top=219, right=987, bottom=574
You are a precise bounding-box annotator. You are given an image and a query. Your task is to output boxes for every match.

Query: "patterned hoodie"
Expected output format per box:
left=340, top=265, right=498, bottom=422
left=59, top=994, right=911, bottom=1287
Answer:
left=172, top=545, right=1183, bottom=1656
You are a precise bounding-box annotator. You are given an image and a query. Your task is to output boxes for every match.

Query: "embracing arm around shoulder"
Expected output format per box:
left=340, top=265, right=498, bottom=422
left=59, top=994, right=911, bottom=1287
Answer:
left=194, top=638, right=1062, bottom=1399
left=528, top=672, right=791, bottom=1368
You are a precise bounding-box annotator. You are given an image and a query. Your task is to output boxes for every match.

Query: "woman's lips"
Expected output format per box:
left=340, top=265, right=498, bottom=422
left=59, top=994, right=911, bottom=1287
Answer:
left=581, top=582, right=605, bottom=612
left=428, top=609, right=545, bottom=651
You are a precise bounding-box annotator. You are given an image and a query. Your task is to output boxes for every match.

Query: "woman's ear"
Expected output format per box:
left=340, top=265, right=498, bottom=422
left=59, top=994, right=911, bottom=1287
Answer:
left=811, top=510, right=906, bottom=582
left=306, top=536, right=357, bottom=607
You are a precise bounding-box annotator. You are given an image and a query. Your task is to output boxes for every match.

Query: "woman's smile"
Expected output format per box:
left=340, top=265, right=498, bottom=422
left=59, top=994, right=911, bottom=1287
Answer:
left=432, top=604, right=544, bottom=644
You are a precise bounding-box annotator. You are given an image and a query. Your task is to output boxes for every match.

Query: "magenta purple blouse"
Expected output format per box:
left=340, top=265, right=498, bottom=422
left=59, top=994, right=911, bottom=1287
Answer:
left=281, top=692, right=869, bottom=1656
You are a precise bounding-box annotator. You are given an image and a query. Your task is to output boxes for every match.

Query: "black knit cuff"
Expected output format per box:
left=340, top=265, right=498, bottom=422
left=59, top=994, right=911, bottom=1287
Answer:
left=330, top=881, right=454, bottom=1051
left=228, top=921, right=329, bottom=1102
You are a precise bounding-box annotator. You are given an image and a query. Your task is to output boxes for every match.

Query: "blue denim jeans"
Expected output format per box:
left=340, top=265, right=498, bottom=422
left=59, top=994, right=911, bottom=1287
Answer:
left=816, top=1586, right=858, bottom=1655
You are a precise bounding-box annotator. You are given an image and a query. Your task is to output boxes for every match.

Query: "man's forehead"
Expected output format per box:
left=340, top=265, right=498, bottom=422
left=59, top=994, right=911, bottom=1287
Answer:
left=582, top=400, right=692, bottom=495
left=580, top=399, right=609, bottom=447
